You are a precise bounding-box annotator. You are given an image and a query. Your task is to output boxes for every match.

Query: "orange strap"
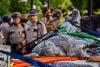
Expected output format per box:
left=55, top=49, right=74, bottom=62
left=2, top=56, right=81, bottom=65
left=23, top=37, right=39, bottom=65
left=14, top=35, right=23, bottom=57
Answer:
left=12, top=56, right=81, bottom=67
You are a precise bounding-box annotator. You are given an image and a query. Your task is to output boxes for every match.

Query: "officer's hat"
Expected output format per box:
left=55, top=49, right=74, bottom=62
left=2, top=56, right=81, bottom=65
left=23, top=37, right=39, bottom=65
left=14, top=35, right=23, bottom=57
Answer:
left=21, top=14, right=28, bottom=20
left=30, top=9, right=38, bottom=16
left=3, top=15, right=11, bottom=22
left=53, top=9, right=62, bottom=17
left=12, top=12, right=21, bottom=18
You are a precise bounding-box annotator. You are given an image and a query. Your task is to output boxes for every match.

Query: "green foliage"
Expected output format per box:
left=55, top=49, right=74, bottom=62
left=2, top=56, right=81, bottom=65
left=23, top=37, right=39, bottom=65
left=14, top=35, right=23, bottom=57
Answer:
left=34, top=0, right=43, bottom=19
left=9, top=0, right=43, bottom=16
left=10, top=0, right=26, bottom=14
left=71, top=0, right=88, bottom=15
left=42, top=0, right=74, bottom=11
left=0, top=0, right=10, bottom=16
left=93, top=9, right=100, bottom=15
left=53, top=0, right=74, bottom=10
left=0, top=0, right=99, bottom=16
left=93, top=0, right=100, bottom=10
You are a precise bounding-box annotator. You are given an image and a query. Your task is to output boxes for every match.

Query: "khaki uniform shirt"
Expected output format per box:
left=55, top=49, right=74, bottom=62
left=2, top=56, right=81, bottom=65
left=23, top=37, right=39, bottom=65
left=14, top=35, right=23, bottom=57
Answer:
left=21, top=23, right=29, bottom=31
left=5, top=24, right=26, bottom=44
left=27, top=21, right=47, bottom=43
left=0, top=23, right=9, bottom=38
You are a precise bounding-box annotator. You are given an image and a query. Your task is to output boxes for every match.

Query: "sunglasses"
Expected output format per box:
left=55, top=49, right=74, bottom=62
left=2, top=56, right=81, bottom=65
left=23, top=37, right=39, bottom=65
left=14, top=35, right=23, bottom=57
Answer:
left=13, top=17, right=20, bottom=20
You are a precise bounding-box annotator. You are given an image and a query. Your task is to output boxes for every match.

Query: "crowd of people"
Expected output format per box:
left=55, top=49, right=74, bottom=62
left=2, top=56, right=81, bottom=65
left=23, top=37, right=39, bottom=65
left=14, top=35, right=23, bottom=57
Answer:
left=0, top=1, right=99, bottom=62
left=0, top=2, right=72, bottom=54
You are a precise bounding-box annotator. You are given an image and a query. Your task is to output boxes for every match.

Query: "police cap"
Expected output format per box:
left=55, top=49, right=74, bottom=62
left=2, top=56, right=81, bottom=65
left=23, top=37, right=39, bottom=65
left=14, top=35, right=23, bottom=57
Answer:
left=3, top=15, right=11, bottom=22
left=12, top=12, right=21, bottom=18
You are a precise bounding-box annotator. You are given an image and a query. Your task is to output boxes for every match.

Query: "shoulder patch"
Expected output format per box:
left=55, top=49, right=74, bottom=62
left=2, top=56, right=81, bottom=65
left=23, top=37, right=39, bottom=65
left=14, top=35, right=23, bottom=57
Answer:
left=37, top=21, right=42, bottom=25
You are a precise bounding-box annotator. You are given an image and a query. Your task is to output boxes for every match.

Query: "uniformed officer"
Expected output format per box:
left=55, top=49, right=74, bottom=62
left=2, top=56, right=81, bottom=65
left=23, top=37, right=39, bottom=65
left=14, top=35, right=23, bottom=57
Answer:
left=21, top=14, right=29, bottom=31
left=5, top=12, right=26, bottom=52
left=0, top=15, right=11, bottom=37
left=27, top=9, right=47, bottom=43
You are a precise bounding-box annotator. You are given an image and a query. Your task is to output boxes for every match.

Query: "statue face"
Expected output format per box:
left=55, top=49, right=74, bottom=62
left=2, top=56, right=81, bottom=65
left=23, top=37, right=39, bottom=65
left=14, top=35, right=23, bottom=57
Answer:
left=72, top=9, right=81, bottom=25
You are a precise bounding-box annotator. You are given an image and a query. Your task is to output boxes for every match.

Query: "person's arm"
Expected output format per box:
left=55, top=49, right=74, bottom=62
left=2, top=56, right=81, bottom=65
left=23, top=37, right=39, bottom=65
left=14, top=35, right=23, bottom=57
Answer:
left=3, top=40, right=6, bottom=45
left=4, top=28, right=9, bottom=45
left=0, top=31, right=6, bottom=45
left=21, top=38, right=27, bottom=46
left=21, top=29, right=27, bottom=46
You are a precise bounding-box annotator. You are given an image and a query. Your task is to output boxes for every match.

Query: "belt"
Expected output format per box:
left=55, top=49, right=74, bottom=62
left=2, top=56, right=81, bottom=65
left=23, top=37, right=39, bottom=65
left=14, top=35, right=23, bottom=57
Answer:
left=11, top=44, right=23, bottom=51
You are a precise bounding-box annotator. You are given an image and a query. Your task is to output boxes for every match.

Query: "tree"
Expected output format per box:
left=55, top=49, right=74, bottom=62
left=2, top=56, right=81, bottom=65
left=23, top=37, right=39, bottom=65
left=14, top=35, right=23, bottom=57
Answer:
left=92, top=0, right=100, bottom=14
left=10, top=0, right=24, bottom=13
left=93, top=0, right=100, bottom=10
left=0, top=0, right=11, bottom=16
left=52, top=0, right=73, bottom=10
left=71, top=0, right=88, bottom=15
left=40, top=0, right=73, bottom=11
left=9, top=0, right=43, bottom=13
left=34, top=0, right=43, bottom=19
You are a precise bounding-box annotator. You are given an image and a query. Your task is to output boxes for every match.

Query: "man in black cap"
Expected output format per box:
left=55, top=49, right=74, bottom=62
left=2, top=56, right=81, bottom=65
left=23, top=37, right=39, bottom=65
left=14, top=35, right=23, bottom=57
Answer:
left=27, top=9, right=47, bottom=43
left=0, top=15, right=11, bottom=45
left=0, top=15, right=11, bottom=37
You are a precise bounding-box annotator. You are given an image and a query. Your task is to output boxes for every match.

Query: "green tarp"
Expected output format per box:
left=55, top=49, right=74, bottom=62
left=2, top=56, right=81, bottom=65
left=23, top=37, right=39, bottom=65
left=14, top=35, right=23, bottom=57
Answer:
left=58, top=26, right=100, bottom=44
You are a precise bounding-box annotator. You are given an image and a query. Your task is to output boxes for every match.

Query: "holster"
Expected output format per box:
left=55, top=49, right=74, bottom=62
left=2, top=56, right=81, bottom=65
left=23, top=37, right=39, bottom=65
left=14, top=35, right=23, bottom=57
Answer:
left=6, top=41, right=11, bottom=45
left=11, top=44, right=23, bottom=55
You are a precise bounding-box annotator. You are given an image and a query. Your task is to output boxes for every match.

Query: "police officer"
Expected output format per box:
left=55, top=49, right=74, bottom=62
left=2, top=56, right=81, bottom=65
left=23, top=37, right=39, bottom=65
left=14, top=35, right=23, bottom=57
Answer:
left=27, top=9, right=47, bottom=43
left=21, top=14, right=29, bottom=31
left=5, top=12, right=26, bottom=52
left=0, top=15, right=11, bottom=37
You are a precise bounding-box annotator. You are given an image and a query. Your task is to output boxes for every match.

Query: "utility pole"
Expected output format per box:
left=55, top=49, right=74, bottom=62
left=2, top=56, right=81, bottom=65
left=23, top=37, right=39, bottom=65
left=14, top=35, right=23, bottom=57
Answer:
left=88, top=0, right=92, bottom=16
left=48, top=0, right=50, bottom=8
left=22, top=0, right=27, bottom=14
left=31, top=0, right=34, bottom=10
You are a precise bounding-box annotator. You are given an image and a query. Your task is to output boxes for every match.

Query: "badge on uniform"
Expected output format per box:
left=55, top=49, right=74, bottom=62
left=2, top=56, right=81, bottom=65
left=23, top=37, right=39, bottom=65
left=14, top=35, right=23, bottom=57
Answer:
left=32, top=29, right=34, bottom=32
left=19, top=31, right=22, bottom=34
